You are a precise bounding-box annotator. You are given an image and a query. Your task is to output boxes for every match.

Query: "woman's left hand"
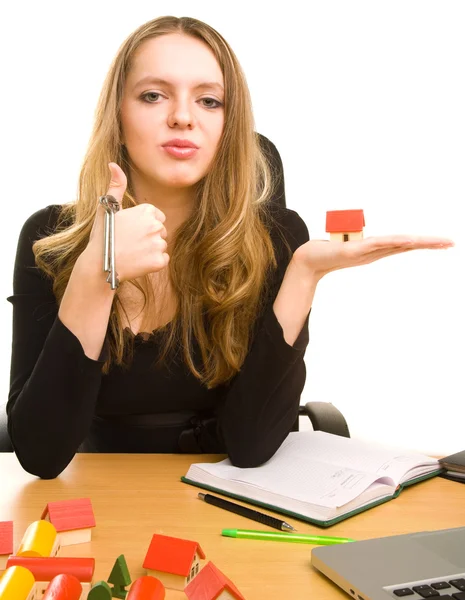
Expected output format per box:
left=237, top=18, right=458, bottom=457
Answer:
left=292, top=234, right=455, bottom=280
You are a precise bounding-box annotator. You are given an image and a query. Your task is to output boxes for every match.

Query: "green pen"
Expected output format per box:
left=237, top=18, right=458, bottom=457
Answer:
left=222, top=528, right=355, bottom=545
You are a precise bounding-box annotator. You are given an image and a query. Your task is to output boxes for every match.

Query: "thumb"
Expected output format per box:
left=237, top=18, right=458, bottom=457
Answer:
left=90, top=162, right=128, bottom=242
left=105, top=162, right=127, bottom=207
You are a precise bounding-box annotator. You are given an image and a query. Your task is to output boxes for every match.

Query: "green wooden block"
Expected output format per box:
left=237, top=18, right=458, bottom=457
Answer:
left=88, top=580, right=112, bottom=599
left=108, top=554, right=131, bottom=599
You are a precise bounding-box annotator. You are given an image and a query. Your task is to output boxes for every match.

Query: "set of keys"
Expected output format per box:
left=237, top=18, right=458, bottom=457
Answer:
left=99, top=195, right=121, bottom=290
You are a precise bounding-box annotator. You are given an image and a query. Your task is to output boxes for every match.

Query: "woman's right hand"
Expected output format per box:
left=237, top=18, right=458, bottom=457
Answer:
left=86, top=162, right=169, bottom=282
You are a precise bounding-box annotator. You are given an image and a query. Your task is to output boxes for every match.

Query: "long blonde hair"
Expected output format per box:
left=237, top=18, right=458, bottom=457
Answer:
left=33, top=15, right=283, bottom=388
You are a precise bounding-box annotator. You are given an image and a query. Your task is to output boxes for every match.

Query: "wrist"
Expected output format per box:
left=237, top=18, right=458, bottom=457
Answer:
left=75, top=248, right=116, bottom=294
left=287, top=252, right=324, bottom=286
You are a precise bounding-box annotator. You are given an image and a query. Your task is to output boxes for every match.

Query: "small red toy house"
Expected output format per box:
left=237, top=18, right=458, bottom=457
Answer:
left=326, top=209, right=365, bottom=241
left=41, top=498, right=96, bottom=546
left=185, top=561, right=246, bottom=600
left=143, top=534, right=205, bottom=591
left=0, top=521, right=13, bottom=570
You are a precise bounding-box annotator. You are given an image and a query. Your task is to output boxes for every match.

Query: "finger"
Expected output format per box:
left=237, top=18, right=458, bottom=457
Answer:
left=106, top=162, right=128, bottom=208
left=362, top=235, right=454, bottom=250
left=90, top=163, right=128, bottom=241
left=352, top=244, right=449, bottom=266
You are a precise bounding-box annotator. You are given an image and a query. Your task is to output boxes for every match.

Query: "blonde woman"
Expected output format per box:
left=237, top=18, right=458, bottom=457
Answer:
left=7, top=16, right=453, bottom=479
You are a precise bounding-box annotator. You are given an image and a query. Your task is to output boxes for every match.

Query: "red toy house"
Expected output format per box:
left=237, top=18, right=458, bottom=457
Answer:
left=41, top=498, right=96, bottom=546
left=326, top=209, right=365, bottom=241
left=143, top=534, right=205, bottom=592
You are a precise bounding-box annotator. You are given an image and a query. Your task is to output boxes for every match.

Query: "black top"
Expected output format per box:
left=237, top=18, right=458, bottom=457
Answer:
left=7, top=202, right=310, bottom=479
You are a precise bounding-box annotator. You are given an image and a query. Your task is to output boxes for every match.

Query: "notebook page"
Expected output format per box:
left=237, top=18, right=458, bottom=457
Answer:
left=187, top=431, right=437, bottom=508
left=192, top=458, right=392, bottom=508
left=270, top=431, right=437, bottom=484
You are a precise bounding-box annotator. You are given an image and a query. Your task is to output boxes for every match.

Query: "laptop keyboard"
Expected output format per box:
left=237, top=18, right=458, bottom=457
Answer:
left=383, top=574, right=465, bottom=598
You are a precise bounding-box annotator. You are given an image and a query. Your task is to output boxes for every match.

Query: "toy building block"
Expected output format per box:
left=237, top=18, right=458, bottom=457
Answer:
left=185, top=561, right=246, bottom=600
left=142, top=534, right=205, bottom=592
left=127, top=576, right=165, bottom=600
left=0, top=565, right=35, bottom=600
left=107, top=554, right=131, bottom=599
left=16, top=521, right=60, bottom=558
left=0, top=522, right=13, bottom=571
left=41, top=498, right=96, bottom=546
left=6, top=556, right=95, bottom=598
left=326, top=209, right=365, bottom=242
left=43, top=573, right=82, bottom=600
left=88, top=580, right=112, bottom=599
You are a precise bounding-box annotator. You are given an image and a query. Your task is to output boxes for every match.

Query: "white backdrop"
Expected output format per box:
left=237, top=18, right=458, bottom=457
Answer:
left=1, top=1, right=463, bottom=456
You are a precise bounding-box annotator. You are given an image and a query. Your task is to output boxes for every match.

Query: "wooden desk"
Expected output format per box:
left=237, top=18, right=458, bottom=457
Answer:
left=1, top=453, right=464, bottom=599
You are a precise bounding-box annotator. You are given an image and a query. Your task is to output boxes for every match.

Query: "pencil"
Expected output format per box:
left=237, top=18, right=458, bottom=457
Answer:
left=198, top=493, right=296, bottom=531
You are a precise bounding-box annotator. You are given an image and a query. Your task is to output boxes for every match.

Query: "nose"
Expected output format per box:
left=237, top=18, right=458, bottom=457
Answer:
left=168, top=97, right=195, bottom=129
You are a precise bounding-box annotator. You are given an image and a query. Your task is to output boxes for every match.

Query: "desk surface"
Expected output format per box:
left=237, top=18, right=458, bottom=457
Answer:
left=1, top=453, right=464, bottom=599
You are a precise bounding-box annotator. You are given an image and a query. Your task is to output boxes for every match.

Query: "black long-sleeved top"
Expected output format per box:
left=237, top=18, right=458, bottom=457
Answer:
left=7, top=202, right=310, bottom=479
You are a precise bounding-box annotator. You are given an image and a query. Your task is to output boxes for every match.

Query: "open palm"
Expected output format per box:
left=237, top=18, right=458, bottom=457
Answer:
left=293, top=235, right=454, bottom=279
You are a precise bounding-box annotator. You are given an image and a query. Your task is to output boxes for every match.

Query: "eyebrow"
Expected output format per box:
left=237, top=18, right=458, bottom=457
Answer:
left=133, top=76, right=224, bottom=94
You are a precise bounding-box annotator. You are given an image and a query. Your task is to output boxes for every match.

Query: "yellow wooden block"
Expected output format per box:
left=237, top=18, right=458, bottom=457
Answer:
left=17, top=521, right=57, bottom=558
left=0, top=565, right=35, bottom=600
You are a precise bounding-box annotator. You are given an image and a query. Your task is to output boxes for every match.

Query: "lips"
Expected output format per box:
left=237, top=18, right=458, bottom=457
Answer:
left=162, top=138, right=199, bottom=149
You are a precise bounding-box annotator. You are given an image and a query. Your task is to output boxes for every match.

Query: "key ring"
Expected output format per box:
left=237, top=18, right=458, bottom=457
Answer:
left=99, top=195, right=121, bottom=290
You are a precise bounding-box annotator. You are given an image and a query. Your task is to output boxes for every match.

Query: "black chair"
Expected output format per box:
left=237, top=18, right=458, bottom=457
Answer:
left=0, top=402, right=12, bottom=451
left=257, top=133, right=350, bottom=438
left=0, top=134, right=349, bottom=452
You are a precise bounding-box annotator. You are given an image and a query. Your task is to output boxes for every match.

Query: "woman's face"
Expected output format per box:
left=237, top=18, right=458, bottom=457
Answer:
left=121, top=33, right=225, bottom=192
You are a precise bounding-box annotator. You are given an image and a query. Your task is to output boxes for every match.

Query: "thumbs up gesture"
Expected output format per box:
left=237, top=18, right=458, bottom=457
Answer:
left=87, top=163, right=169, bottom=283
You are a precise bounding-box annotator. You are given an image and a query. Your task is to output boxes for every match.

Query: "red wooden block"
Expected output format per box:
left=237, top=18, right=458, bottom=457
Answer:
left=43, top=573, right=82, bottom=599
left=6, top=556, right=95, bottom=582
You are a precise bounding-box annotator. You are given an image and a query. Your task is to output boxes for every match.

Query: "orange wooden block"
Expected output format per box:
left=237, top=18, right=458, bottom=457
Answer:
left=127, top=576, right=165, bottom=599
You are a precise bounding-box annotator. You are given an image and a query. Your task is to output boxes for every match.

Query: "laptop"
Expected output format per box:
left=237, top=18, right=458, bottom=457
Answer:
left=311, top=526, right=465, bottom=599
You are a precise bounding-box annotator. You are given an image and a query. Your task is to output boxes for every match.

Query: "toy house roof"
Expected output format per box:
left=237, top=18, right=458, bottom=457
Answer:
left=185, top=561, right=246, bottom=600
left=41, top=498, right=96, bottom=532
left=326, top=209, right=365, bottom=232
left=0, top=521, right=13, bottom=555
left=143, top=534, right=206, bottom=577
left=6, top=556, right=95, bottom=582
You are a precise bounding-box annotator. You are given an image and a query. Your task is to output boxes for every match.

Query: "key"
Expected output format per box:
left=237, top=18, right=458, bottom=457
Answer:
left=99, top=194, right=121, bottom=289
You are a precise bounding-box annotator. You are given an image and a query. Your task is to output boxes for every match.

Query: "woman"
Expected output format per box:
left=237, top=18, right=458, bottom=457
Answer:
left=7, top=16, right=453, bottom=479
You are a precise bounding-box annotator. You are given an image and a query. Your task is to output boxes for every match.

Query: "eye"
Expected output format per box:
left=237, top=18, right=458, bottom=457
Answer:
left=141, top=92, right=161, bottom=103
left=199, top=97, right=223, bottom=109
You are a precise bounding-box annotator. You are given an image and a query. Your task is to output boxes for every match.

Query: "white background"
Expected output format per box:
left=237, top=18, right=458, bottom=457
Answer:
left=1, top=1, right=463, bottom=456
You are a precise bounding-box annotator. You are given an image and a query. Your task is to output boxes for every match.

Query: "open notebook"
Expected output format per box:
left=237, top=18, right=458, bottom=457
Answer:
left=181, top=431, right=443, bottom=527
